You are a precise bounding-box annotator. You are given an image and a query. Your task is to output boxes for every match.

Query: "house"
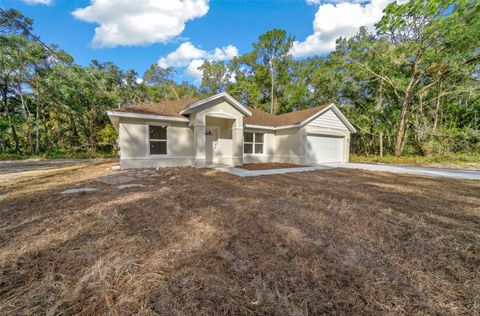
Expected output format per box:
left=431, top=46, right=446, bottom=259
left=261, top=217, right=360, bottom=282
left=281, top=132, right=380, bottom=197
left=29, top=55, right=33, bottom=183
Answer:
left=107, top=92, right=356, bottom=169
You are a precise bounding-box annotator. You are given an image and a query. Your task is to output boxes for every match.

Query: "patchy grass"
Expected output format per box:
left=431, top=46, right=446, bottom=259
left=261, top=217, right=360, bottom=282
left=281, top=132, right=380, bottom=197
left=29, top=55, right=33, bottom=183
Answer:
left=0, top=162, right=479, bottom=315
left=351, top=153, right=480, bottom=170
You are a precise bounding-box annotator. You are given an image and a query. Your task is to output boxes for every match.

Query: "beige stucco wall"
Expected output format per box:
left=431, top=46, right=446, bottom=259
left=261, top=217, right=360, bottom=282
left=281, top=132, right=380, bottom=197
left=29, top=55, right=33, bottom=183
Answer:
left=242, top=127, right=304, bottom=164
left=192, top=99, right=245, bottom=167
left=118, top=117, right=194, bottom=169
left=114, top=99, right=353, bottom=168
left=273, top=128, right=305, bottom=164
left=243, top=110, right=352, bottom=165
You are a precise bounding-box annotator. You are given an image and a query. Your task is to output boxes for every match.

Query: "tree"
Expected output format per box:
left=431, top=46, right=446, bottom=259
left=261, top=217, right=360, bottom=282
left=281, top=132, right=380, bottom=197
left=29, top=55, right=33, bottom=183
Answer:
left=0, top=6, right=478, bottom=159
left=199, top=60, right=230, bottom=95
left=373, top=0, right=480, bottom=156
left=252, top=29, right=294, bottom=114
left=0, top=9, right=34, bottom=153
left=143, top=64, right=179, bottom=100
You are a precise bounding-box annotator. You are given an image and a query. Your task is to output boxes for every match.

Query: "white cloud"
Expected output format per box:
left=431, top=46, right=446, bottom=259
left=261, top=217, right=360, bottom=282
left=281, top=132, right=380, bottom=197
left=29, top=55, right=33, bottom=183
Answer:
left=158, top=42, right=238, bottom=82
left=21, top=0, right=53, bottom=5
left=306, top=0, right=367, bottom=4
left=291, top=0, right=393, bottom=57
left=185, top=59, right=206, bottom=81
left=158, top=42, right=209, bottom=68
left=72, top=0, right=209, bottom=48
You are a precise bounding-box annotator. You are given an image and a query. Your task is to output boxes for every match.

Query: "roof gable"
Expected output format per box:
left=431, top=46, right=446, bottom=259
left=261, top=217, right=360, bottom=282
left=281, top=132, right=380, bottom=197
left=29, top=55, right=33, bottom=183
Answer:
left=244, top=104, right=356, bottom=132
left=180, top=92, right=252, bottom=116
left=244, top=104, right=330, bottom=128
left=303, top=105, right=356, bottom=132
left=306, top=108, right=348, bottom=130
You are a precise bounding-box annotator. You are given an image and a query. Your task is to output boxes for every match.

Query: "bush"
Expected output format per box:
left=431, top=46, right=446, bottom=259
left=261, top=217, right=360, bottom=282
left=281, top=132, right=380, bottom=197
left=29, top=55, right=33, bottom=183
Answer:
left=418, top=128, right=480, bottom=156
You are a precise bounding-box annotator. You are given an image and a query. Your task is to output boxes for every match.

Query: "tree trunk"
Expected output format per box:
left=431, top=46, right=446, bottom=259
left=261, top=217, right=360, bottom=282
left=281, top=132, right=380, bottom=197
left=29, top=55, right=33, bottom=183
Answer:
left=394, top=95, right=409, bottom=156
left=2, top=85, right=20, bottom=153
left=35, top=104, right=40, bottom=154
left=394, top=61, right=418, bottom=157
left=10, top=123, right=20, bottom=153
left=270, top=56, right=275, bottom=114
left=42, top=111, right=50, bottom=153
left=432, top=82, right=443, bottom=134
left=379, top=131, right=383, bottom=157
left=166, top=81, right=179, bottom=100
left=18, top=86, right=32, bottom=154
left=69, top=113, right=80, bottom=146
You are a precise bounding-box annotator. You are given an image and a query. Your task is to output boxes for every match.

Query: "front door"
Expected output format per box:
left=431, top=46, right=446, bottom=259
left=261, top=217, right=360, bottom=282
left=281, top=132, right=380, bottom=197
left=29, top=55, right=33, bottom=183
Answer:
left=205, top=127, right=219, bottom=164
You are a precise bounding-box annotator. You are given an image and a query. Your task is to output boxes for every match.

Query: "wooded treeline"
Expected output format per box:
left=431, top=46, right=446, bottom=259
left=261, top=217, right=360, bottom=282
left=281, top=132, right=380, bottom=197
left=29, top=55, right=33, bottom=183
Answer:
left=1, top=0, right=479, bottom=158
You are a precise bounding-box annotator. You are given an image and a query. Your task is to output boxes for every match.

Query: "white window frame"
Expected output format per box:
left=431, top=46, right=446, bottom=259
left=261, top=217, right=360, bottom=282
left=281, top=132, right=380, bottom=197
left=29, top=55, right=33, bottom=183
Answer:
left=147, top=123, right=170, bottom=157
left=244, top=132, right=265, bottom=155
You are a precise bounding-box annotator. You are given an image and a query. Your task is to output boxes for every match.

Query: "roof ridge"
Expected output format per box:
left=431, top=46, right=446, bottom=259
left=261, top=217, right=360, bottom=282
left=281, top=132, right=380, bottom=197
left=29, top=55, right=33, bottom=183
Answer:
left=248, top=104, right=329, bottom=117
left=244, top=104, right=331, bottom=127
left=110, top=98, right=199, bottom=117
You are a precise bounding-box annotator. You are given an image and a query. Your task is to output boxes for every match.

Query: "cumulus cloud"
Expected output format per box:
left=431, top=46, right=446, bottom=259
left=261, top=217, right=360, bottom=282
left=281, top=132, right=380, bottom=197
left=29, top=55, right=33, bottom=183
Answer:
left=306, top=0, right=367, bottom=4
left=72, top=0, right=209, bottom=48
left=158, top=42, right=238, bottom=82
left=21, top=0, right=53, bottom=5
left=291, top=0, right=393, bottom=57
left=158, top=42, right=209, bottom=68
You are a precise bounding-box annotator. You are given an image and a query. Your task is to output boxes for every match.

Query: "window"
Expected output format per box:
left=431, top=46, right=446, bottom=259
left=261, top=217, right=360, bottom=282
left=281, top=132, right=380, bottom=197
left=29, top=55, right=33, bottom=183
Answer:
left=149, top=125, right=167, bottom=155
left=244, top=132, right=264, bottom=154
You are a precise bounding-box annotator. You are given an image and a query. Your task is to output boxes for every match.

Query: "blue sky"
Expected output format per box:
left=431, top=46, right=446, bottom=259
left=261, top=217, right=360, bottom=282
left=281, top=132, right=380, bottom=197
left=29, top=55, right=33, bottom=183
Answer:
left=2, top=0, right=393, bottom=83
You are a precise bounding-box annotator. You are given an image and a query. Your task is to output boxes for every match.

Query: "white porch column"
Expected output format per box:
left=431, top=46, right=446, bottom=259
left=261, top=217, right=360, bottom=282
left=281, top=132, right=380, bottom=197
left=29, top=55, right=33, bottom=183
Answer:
left=298, top=126, right=307, bottom=165
left=231, top=117, right=244, bottom=166
left=193, top=113, right=206, bottom=168
left=344, top=136, right=350, bottom=163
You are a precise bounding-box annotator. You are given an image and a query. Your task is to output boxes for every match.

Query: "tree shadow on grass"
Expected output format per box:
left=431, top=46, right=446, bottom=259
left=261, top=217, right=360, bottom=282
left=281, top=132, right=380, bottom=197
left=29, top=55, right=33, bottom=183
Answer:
left=1, top=166, right=479, bottom=315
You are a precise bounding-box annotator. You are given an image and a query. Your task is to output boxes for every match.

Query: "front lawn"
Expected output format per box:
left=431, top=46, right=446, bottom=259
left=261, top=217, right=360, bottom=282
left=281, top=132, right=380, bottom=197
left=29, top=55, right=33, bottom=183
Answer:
left=0, top=162, right=479, bottom=315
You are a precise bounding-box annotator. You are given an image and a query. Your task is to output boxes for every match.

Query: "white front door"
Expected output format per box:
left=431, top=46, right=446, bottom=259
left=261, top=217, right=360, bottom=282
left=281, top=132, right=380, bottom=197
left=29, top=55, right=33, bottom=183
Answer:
left=205, top=127, right=219, bottom=164
left=306, top=134, right=344, bottom=164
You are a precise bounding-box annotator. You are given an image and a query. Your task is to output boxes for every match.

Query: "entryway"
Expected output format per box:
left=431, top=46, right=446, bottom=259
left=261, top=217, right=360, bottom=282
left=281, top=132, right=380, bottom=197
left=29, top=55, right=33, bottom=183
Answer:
left=205, top=127, right=220, bottom=164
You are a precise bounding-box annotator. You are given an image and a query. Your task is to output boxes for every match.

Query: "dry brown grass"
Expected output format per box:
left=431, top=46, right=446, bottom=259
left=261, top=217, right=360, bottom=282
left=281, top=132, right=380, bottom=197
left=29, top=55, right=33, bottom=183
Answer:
left=0, top=162, right=479, bottom=315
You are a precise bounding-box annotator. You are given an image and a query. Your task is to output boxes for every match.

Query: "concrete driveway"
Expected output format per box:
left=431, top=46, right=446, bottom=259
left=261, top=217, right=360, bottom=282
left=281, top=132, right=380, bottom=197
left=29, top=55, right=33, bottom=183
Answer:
left=0, top=158, right=115, bottom=181
left=322, top=162, right=480, bottom=180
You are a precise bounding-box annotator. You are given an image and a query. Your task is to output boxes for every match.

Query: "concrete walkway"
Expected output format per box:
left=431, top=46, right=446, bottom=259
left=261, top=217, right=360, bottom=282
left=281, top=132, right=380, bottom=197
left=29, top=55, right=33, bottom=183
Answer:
left=322, top=162, right=480, bottom=180
left=216, top=162, right=480, bottom=180
left=215, top=165, right=334, bottom=177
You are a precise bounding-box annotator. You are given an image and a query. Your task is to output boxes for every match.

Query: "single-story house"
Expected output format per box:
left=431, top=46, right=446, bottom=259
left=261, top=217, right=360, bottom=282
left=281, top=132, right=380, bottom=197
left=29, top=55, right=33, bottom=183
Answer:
left=107, top=92, right=356, bottom=169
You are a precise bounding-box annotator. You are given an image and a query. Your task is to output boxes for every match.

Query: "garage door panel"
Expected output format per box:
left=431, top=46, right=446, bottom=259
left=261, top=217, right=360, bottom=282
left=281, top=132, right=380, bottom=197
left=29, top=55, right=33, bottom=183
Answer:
left=306, top=135, right=344, bottom=164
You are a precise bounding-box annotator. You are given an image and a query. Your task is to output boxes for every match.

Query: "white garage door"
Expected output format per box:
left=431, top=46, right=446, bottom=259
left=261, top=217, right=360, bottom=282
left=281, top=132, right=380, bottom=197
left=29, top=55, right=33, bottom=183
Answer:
left=306, top=134, right=344, bottom=164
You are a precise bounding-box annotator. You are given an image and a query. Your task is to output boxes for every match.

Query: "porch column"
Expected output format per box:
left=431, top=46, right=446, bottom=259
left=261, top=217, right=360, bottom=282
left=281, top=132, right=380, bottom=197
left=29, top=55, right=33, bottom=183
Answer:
left=193, top=114, right=206, bottom=168
left=231, top=118, right=244, bottom=166
left=344, top=136, right=350, bottom=163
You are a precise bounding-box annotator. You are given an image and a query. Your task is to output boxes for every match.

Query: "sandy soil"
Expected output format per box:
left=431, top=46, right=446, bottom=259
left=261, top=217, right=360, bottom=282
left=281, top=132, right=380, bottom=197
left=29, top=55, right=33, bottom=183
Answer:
left=0, top=161, right=479, bottom=315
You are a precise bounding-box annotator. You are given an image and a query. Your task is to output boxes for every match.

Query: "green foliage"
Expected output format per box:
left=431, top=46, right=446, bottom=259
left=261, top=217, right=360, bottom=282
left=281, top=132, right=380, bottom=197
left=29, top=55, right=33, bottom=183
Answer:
left=96, top=124, right=118, bottom=152
left=0, top=9, right=197, bottom=158
left=220, top=29, right=295, bottom=113
left=199, top=60, right=230, bottom=95
left=1, top=3, right=479, bottom=159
